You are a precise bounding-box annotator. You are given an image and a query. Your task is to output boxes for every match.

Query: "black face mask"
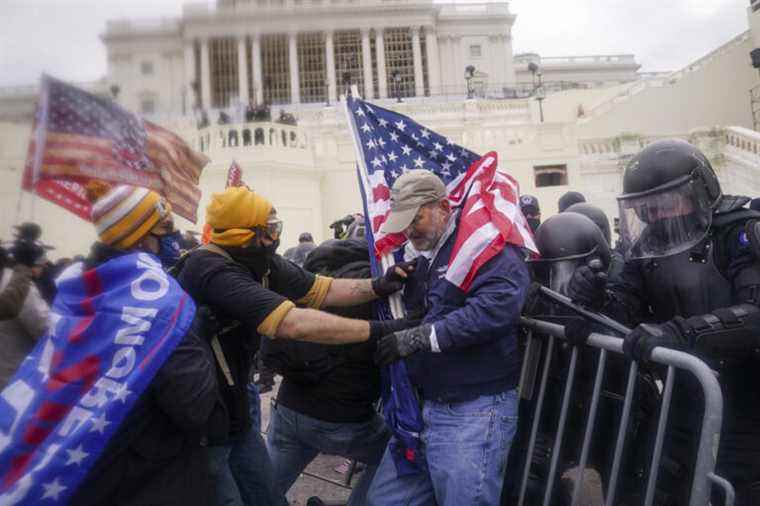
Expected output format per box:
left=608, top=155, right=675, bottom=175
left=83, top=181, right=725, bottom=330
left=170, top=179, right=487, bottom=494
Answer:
left=226, top=239, right=280, bottom=274
left=527, top=218, right=541, bottom=233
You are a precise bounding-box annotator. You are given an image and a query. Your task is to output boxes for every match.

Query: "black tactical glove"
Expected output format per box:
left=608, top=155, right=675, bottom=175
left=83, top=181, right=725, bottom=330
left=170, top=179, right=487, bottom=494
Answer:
left=368, top=318, right=422, bottom=341
left=623, top=319, right=688, bottom=362
left=564, top=318, right=593, bottom=347
left=567, top=259, right=608, bottom=308
left=371, top=259, right=418, bottom=297
left=11, top=239, right=44, bottom=268
left=374, top=323, right=433, bottom=366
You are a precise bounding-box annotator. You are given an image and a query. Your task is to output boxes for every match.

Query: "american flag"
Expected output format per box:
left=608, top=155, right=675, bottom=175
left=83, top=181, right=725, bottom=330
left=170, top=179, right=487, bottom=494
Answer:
left=346, top=96, right=537, bottom=292
left=226, top=161, right=244, bottom=188
left=22, top=76, right=209, bottom=222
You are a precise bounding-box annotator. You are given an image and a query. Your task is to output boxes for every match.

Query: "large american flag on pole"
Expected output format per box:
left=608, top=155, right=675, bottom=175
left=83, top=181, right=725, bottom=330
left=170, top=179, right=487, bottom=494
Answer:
left=345, top=95, right=536, bottom=476
left=346, top=95, right=537, bottom=292
left=22, top=75, right=209, bottom=223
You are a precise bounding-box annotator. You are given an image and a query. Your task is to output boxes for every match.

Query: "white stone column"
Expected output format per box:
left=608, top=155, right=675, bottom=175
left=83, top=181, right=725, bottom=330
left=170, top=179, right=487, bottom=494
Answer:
left=437, top=36, right=449, bottom=95
left=425, top=27, right=441, bottom=97
left=488, top=35, right=504, bottom=87
left=200, top=38, right=212, bottom=108
left=237, top=36, right=249, bottom=104
left=361, top=28, right=373, bottom=99
left=376, top=29, right=387, bottom=99
left=289, top=32, right=300, bottom=104
left=252, top=34, right=263, bottom=104
left=411, top=27, right=424, bottom=97
left=452, top=35, right=463, bottom=95
left=325, top=31, right=337, bottom=103
left=183, top=40, right=196, bottom=112
left=503, top=34, right=516, bottom=86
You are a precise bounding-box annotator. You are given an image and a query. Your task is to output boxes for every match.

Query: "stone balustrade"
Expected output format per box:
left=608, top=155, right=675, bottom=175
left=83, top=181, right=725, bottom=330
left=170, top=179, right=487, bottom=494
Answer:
left=194, top=121, right=310, bottom=159
left=725, top=126, right=760, bottom=159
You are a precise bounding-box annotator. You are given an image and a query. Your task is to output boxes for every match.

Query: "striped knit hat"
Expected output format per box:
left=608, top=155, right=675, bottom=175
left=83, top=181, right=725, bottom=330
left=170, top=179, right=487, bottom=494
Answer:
left=88, top=183, right=167, bottom=250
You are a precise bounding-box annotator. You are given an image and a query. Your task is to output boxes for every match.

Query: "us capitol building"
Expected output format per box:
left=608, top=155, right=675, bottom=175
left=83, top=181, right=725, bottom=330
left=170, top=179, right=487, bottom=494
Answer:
left=2, top=0, right=760, bottom=257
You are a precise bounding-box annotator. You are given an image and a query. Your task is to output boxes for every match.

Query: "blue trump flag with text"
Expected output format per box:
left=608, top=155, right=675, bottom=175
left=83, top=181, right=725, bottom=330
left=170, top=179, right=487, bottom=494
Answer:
left=0, top=252, right=195, bottom=504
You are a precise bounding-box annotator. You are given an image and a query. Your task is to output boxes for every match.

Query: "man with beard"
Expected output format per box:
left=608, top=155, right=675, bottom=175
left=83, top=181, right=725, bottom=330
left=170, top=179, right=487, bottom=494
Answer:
left=567, top=139, right=760, bottom=505
left=176, top=186, right=417, bottom=506
left=367, top=170, right=530, bottom=506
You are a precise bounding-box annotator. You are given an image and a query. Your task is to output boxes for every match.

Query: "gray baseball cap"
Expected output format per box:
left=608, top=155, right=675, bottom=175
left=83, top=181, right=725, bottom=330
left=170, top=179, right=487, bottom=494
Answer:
left=380, top=170, right=447, bottom=234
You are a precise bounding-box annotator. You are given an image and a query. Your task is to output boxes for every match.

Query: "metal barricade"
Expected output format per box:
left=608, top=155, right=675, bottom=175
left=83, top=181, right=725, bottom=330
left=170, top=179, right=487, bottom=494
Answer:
left=516, top=317, right=735, bottom=506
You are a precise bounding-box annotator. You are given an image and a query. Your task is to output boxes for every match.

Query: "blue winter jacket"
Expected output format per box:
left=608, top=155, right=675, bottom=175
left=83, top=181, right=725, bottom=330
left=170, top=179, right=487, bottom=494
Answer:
left=403, top=232, right=530, bottom=403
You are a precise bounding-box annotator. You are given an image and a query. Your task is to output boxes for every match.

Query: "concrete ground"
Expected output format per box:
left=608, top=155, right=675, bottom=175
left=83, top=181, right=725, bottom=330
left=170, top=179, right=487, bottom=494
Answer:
left=258, top=378, right=604, bottom=506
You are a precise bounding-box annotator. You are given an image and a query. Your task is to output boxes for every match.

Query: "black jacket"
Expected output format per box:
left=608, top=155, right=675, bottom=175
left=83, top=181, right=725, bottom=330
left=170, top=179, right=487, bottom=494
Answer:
left=273, top=239, right=381, bottom=423
left=70, top=243, right=220, bottom=506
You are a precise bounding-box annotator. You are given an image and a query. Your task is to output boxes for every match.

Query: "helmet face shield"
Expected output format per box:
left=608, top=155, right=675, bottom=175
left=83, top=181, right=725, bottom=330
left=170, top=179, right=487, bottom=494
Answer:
left=529, top=248, right=602, bottom=297
left=617, top=176, right=712, bottom=260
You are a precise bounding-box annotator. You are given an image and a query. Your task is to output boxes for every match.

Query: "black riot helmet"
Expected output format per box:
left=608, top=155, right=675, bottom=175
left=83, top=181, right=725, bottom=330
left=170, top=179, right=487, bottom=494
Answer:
left=564, top=203, right=611, bottom=245
left=529, top=212, right=610, bottom=296
left=618, top=139, right=721, bottom=260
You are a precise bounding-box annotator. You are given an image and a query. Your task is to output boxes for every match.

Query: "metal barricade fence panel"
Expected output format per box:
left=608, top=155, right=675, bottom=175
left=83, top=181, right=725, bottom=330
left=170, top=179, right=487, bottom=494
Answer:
left=517, top=317, right=734, bottom=506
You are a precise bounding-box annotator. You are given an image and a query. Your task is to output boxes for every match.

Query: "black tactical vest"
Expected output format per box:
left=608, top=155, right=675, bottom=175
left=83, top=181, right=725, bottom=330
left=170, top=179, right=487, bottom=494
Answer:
left=638, top=234, right=732, bottom=321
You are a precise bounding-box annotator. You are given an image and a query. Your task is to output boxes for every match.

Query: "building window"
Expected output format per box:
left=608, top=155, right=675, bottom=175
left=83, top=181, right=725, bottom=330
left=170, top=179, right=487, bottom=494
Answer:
left=469, top=45, right=482, bottom=58
left=210, top=37, right=239, bottom=108
left=333, top=30, right=364, bottom=97
left=534, top=164, right=568, bottom=187
left=194, top=42, right=202, bottom=107
left=141, top=99, right=156, bottom=115
left=298, top=32, right=327, bottom=103
left=262, top=34, right=291, bottom=105
left=370, top=33, right=379, bottom=99
left=140, top=61, right=154, bottom=75
left=246, top=37, right=255, bottom=104
left=384, top=27, right=415, bottom=98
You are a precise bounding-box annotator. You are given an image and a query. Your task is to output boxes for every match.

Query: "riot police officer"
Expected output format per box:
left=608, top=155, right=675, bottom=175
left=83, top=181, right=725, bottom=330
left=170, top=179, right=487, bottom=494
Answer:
left=507, top=212, right=658, bottom=505
left=568, top=139, right=760, bottom=505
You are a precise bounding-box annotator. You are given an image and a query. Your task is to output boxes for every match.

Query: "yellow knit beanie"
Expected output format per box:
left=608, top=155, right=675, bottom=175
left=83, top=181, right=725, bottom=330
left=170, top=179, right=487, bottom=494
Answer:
left=206, top=187, right=272, bottom=247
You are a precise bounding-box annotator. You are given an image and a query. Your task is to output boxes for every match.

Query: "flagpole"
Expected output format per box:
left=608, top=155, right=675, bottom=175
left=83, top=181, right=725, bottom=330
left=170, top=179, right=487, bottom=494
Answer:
left=29, top=75, right=52, bottom=222
left=342, top=93, right=404, bottom=319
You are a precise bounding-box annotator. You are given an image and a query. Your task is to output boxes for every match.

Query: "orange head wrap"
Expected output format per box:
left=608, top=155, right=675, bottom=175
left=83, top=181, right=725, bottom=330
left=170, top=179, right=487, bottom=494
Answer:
left=205, top=187, right=273, bottom=247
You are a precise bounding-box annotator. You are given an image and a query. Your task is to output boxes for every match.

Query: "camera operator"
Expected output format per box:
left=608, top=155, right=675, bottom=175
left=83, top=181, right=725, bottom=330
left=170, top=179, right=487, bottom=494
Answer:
left=0, top=227, right=50, bottom=388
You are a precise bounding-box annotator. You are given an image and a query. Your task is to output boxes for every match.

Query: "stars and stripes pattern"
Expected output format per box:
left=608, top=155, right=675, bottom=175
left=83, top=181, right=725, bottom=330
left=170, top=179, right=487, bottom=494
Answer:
left=346, top=96, right=537, bottom=292
left=226, top=161, right=245, bottom=188
left=23, top=75, right=209, bottom=222
left=347, top=96, right=479, bottom=256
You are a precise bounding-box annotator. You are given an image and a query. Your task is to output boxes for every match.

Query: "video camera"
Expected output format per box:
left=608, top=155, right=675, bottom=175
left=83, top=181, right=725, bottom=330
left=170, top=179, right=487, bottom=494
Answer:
left=329, top=215, right=356, bottom=239
left=8, top=223, right=52, bottom=268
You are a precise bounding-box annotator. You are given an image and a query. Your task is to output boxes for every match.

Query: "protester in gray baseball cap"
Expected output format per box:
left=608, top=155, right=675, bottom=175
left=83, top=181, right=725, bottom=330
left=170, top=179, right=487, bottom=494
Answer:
left=380, top=170, right=450, bottom=252
left=368, top=168, right=530, bottom=506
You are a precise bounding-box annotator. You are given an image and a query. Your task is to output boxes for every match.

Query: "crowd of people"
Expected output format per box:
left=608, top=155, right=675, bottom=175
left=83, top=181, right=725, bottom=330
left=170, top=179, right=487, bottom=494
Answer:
left=0, top=138, right=758, bottom=506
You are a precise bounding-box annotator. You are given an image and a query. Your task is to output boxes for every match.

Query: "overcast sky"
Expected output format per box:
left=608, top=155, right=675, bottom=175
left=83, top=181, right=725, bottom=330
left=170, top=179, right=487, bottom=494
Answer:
left=0, top=0, right=751, bottom=87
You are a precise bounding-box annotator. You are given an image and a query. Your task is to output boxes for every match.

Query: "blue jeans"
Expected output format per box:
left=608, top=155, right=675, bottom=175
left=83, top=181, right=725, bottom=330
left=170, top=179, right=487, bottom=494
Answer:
left=367, top=389, right=519, bottom=506
left=231, top=382, right=278, bottom=506
left=208, top=444, right=244, bottom=506
left=209, top=383, right=278, bottom=506
left=267, top=403, right=391, bottom=506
